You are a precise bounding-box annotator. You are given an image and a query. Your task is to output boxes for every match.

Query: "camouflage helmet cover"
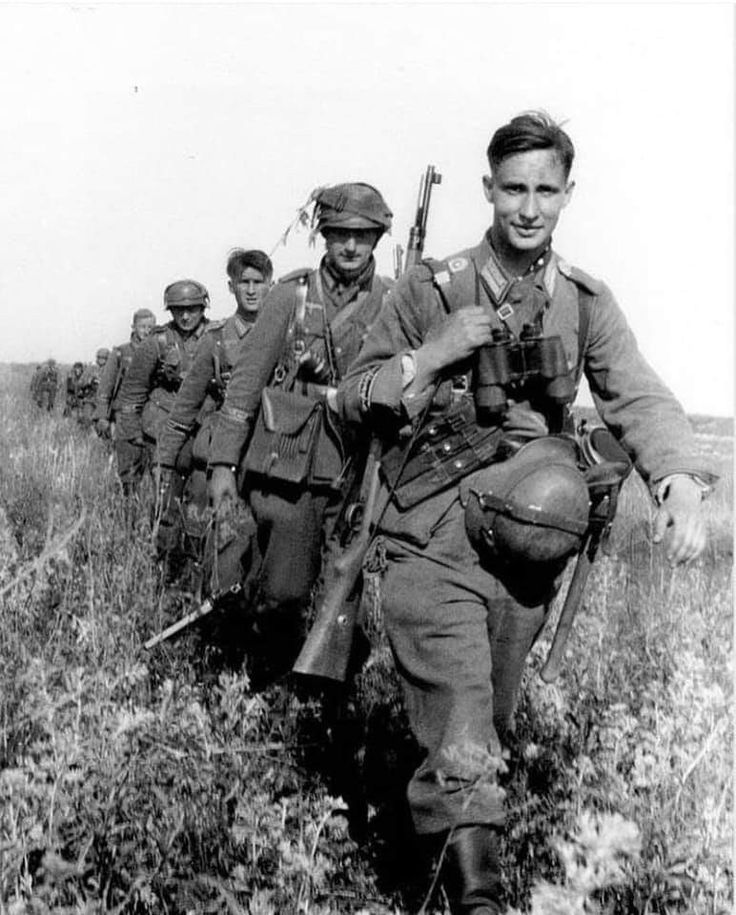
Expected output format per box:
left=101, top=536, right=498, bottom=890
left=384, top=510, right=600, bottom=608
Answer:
left=314, top=182, right=392, bottom=233
left=163, top=279, right=210, bottom=310
left=464, top=436, right=591, bottom=567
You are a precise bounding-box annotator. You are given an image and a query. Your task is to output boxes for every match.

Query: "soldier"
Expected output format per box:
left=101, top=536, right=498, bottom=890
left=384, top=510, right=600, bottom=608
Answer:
left=208, top=183, right=393, bottom=678
left=30, top=365, right=41, bottom=402
left=155, top=250, right=273, bottom=585
left=94, top=308, right=156, bottom=440
left=335, top=113, right=717, bottom=914
left=64, top=362, right=85, bottom=418
left=32, top=359, right=59, bottom=411
left=115, top=280, right=210, bottom=495
left=75, top=348, right=110, bottom=430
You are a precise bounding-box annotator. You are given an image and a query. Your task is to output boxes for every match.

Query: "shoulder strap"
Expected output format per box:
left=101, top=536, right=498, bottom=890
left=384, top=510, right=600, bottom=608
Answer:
left=424, top=255, right=477, bottom=316
left=575, top=289, right=595, bottom=384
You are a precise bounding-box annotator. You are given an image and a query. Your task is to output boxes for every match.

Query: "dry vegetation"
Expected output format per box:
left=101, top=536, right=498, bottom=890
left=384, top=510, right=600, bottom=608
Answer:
left=0, top=363, right=732, bottom=914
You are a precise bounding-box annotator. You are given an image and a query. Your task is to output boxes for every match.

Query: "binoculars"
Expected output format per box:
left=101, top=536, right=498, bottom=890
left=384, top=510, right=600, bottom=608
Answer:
left=475, top=322, right=575, bottom=417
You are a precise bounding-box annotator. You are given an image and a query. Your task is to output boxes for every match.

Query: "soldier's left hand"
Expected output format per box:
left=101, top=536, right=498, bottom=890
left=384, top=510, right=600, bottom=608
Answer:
left=653, top=476, right=707, bottom=565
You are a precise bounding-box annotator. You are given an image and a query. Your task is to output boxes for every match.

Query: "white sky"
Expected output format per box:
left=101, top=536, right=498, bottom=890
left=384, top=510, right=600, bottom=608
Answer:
left=0, top=1, right=733, bottom=416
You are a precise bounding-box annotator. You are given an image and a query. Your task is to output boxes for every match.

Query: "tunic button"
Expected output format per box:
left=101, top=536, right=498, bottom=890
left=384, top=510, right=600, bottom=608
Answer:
left=336, top=346, right=342, bottom=355
left=453, top=459, right=463, bottom=469
left=428, top=425, right=437, bottom=436
left=442, top=443, right=452, bottom=453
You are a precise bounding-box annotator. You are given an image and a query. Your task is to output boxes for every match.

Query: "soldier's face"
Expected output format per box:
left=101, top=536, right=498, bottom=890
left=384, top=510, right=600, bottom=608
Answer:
left=229, top=266, right=270, bottom=315
left=169, top=305, right=205, bottom=334
left=483, top=149, right=574, bottom=255
left=133, top=316, right=155, bottom=341
left=323, top=227, right=380, bottom=279
left=96, top=355, right=107, bottom=367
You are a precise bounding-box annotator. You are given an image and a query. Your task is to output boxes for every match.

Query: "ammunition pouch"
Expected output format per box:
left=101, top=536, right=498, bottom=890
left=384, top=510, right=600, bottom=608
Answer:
left=244, top=387, right=346, bottom=488
left=381, top=397, right=505, bottom=510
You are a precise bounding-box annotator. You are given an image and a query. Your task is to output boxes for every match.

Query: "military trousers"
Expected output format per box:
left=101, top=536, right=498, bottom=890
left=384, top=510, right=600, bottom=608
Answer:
left=246, top=478, right=339, bottom=614
left=379, top=493, right=559, bottom=836
left=35, top=389, right=56, bottom=412
left=115, top=437, right=153, bottom=493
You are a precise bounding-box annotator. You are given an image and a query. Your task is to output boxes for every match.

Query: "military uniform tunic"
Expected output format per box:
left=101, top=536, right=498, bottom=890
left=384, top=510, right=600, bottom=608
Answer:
left=209, top=259, right=392, bottom=662
left=93, top=336, right=143, bottom=426
left=157, top=313, right=254, bottom=471
left=338, top=233, right=715, bottom=836
left=115, top=319, right=208, bottom=488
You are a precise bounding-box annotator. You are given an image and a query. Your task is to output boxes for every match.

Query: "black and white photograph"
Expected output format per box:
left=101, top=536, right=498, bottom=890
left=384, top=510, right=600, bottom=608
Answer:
left=0, top=3, right=732, bottom=913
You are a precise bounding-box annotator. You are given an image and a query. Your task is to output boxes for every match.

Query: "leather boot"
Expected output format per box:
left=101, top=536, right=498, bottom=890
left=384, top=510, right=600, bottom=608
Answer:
left=442, top=825, right=503, bottom=915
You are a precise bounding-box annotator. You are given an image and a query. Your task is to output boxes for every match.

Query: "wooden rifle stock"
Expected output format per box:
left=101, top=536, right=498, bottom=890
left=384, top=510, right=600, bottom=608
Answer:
left=292, top=444, right=386, bottom=681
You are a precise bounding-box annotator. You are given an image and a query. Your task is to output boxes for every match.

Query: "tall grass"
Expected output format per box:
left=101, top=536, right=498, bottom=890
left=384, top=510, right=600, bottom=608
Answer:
left=0, top=363, right=732, bottom=914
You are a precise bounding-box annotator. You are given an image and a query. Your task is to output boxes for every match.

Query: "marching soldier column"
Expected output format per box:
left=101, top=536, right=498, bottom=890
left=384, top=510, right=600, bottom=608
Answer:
left=28, top=123, right=718, bottom=913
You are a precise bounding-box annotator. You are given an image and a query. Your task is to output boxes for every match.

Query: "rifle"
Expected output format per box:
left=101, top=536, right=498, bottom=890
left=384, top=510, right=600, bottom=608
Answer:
left=292, top=439, right=386, bottom=680
left=143, top=510, right=253, bottom=650
left=292, top=164, right=442, bottom=682
left=143, top=589, right=237, bottom=650
left=540, top=454, right=631, bottom=683
left=404, top=165, right=442, bottom=271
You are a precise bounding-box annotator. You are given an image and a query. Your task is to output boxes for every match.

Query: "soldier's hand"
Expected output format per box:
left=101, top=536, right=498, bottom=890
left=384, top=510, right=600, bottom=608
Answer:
left=653, top=476, right=707, bottom=565
left=417, top=307, right=493, bottom=378
left=209, top=465, right=239, bottom=516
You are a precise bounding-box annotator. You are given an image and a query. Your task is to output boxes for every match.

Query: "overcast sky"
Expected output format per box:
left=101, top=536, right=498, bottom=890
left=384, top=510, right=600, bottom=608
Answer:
left=0, top=2, right=732, bottom=416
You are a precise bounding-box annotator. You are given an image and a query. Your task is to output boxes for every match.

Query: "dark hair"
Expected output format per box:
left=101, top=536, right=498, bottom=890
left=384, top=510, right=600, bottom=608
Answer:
left=487, top=111, right=575, bottom=177
left=226, top=248, right=273, bottom=283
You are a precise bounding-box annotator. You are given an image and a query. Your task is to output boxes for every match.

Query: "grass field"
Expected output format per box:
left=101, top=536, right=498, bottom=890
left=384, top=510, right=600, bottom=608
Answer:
left=0, top=363, right=732, bottom=914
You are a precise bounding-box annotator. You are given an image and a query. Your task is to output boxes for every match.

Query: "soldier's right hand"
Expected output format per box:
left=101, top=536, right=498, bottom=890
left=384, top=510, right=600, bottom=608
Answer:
left=417, top=306, right=493, bottom=377
left=208, top=465, right=239, bottom=516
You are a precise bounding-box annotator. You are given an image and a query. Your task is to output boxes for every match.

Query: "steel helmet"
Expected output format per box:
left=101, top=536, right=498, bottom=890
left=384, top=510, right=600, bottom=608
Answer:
left=96, top=347, right=110, bottom=360
left=314, top=183, right=392, bottom=234
left=464, top=436, right=590, bottom=567
left=164, top=279, right=210, bottom=310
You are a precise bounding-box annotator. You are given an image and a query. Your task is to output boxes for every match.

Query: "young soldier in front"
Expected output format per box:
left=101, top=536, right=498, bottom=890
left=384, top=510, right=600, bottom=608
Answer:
left=208, top=183, right=393, bottom=679
left=336, top=113, right=716, bottom=914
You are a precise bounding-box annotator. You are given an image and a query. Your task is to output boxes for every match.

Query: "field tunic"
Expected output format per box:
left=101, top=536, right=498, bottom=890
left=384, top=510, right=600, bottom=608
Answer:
left=209, top=259, right=392, bottom=467
left=157, top=313, right=254, bottom=470
left=116, top=319, right=209, bottom=444
left=337, top=233, right=715, bottom=836
left=93, top=335, right=144, bottom=424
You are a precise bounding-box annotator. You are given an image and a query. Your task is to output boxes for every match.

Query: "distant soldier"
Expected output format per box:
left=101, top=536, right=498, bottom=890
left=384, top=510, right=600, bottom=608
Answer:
left=75, top=348, right=110, bottom=430
left=64, top=362, right=85, bottom=418
left=29, top=365, right=42, bottom=405
left=155, top=250, right=273, bottom=583
left=116, top=281, right=210, bottom=495
left=30, top=359, right=58, bottom=411
left=208, top=183, right=394, bottom=677
left=94, top=308, right=156, bottom=439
